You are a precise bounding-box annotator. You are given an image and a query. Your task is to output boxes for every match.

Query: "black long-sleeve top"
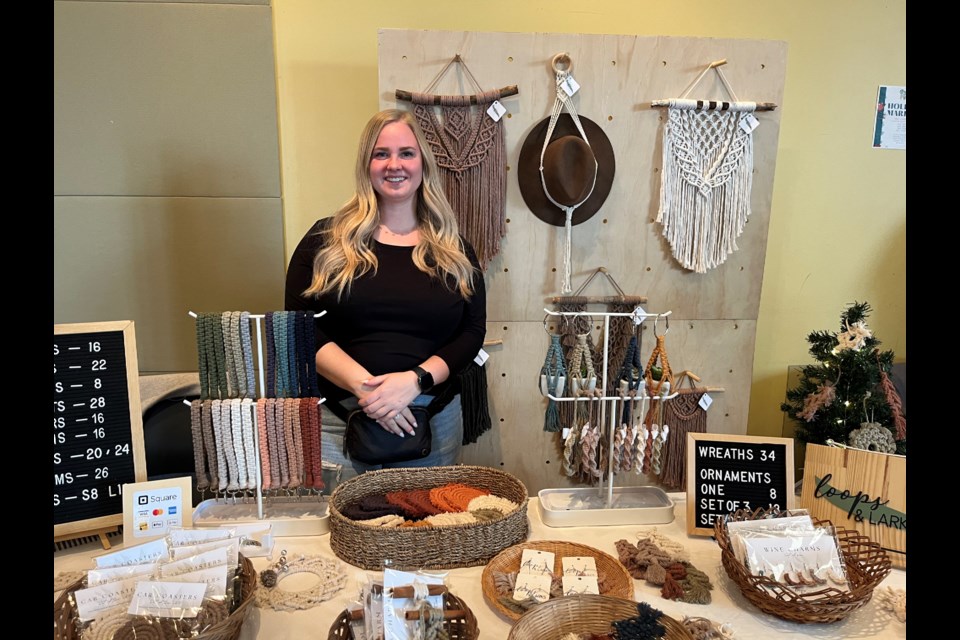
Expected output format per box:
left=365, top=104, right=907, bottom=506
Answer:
left=284, top=218, right=487, bottom=406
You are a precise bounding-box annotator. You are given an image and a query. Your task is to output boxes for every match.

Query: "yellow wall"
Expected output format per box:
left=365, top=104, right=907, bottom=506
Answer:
left=271, top=0, right=906, bottom=437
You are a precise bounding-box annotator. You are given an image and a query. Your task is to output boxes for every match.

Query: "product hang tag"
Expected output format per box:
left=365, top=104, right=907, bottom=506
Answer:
left=474, top=348, right=490, bottom=366
left=561, top=427, right=571, bottom=440
left=560, top=75, right=580, bottom=97
left=739, top=113, right=760, bottom=134
left=486, top=100, right=507, bottom=122
left=632, top=306, right=648, bottom=326
left=699, top=393, right=713, bottom=411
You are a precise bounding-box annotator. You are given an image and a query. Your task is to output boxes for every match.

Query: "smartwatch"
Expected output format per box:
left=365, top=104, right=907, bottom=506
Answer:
left=412, top=366, right=435, bottom=393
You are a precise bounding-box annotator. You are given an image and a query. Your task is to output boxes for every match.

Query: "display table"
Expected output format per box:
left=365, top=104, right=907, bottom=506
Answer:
left=53, top=493, right=906, bottom=639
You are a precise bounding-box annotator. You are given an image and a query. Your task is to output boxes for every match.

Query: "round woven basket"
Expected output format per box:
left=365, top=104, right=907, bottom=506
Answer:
left=328, top=465, right=529, bottom=570
left=508, top=594, right=694, bottom=640
left=327, top=591, right=479, bottom=640
left=53, top=555, right=257, bottom=640
left=714, top=507, right=892, bottom=624
left=481, top=540, right=635, bottom=621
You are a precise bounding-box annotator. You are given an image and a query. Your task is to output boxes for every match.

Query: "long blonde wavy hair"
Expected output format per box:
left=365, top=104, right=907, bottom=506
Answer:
left=304, top=109, right=476, bottom=301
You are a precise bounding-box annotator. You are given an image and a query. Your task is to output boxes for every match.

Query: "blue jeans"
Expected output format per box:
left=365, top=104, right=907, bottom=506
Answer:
left=320, top=394, right=463, bottom=492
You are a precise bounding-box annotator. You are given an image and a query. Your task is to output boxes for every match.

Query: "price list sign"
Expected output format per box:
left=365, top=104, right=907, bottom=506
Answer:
left=54, top=321, right=146, bottom=540
left=685, top=433, right=794, bottom=536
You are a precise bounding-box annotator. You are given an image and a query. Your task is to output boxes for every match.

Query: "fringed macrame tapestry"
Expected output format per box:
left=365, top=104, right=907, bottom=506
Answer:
left=458, top=360, right=491, bottom=445
left=657, top=62, right=759, bottom=273
left=402, top=56, right=513, bottom=270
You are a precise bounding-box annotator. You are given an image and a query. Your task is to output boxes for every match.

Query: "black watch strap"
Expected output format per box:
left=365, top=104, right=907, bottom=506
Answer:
left=412, top=366, right=434, bottom=393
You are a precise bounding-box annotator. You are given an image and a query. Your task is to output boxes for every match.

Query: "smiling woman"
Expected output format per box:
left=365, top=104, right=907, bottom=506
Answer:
left=284, top=109, right=486, bottom=491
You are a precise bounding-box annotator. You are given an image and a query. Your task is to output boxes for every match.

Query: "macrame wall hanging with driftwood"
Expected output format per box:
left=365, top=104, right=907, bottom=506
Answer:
left=652, top=59, right=777, bottom=274
left=395, top=54, right=517, bottom=270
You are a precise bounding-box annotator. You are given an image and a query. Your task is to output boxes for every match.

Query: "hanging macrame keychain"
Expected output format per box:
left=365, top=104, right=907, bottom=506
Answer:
left=400, top=55, right=515, bottom=270
left=634, top=391, right=649, bottom=475
left=658, top=371, right=709, bottom=489
left=656, top=60, right=765, bottom=273
left=540, top=332, right=567, bottom=432
left=644, top=317, right=676, bottom=397
left=580, top=397, right=602, bottom=481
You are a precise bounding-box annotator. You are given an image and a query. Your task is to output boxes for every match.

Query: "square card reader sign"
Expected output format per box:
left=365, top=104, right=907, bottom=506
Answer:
left=123, top=477, right=193, bottom=544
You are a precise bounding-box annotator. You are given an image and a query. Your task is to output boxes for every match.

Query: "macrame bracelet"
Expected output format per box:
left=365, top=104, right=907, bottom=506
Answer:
left=286, top=312, right=300, bottom=399
left=228, top=399, right=248, bottom=490
left=265, top=312, right=276, bottom=398
left=239, top=311, right=256, bottom=398
left=300, top=399, right=323, bottom=490
left=562, top=423, right=579, bottom=477
left=273, top=312, right=289, bottom=398
left=240, top=398, right=258, bottom=490
left=274, top=398, right=290, bottom=488
left=255, top=551, right=348, bottom=611
left=229, top=311, right=246, bottom=399
left=190, top=400, right=210, bottom=491
left=199, top=400, right=219, bottom=493
left=210, top=400, right=229, bottom=491
left=214, top=400, right=239, bottom=492
left=211, top=313, right=228, bottom=400
left=256, top=399, right=272, bottom=491
left=650, top=427, right=664, bottom=476
left=302, top=311, right=321, bottom=397
left=222, top=311, right=238, bottom=398
left=287, top=398, right=303, bottom=489
left=265, top=399, right=281, bottom=491
left=196, top=312, right=211, bottom=400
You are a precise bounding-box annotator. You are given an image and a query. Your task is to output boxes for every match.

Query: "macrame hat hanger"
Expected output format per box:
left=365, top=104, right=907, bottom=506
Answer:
left=517, top=53, right=616, bottom=293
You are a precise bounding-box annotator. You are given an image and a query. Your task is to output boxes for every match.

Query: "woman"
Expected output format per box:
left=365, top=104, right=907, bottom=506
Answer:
left=285, top=109, right=486, bottom=486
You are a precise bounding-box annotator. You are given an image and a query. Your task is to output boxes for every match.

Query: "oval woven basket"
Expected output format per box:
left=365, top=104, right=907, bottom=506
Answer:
left=328, top=465, right=529, bottom=570
left=327, top=591, right=479, bottom=640
left=508, top=594, right=694, bottom=640
left=481, top=540, right=635, bottom=621
left=714, top=507, right=892, bottom=624
left=53, top=555, right=257, bottom=640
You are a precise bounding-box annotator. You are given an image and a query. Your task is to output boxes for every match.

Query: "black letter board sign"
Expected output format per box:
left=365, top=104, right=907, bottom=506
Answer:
left=54, top=321, right=147, bottom=542
left=686, top=433, right=794, bottom=536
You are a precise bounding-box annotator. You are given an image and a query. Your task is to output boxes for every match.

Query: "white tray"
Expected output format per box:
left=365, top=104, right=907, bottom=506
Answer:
left=192, top=497, right=330, bottom=537
left=538, top=486, right=675, bottom=527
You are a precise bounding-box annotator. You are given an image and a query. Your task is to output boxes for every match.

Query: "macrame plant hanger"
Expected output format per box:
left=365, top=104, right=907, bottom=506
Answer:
left=396, top=54, right=518, bottom=270
left=653, top=60, right=777, bottom=274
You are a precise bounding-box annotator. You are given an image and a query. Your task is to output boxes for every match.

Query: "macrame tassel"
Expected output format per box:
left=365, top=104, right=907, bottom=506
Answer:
left=411, top=92, right=507, bottom=271
left=459, top=361, right=492, bottom=445
left=562, top=209, right=574, bottom=293
left=658, top=104, right=755, bottom=273
left=879, top=368, right=906, bottom=441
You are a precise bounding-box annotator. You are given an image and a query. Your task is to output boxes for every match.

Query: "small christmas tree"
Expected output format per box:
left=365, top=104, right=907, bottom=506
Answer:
left=781, top=301, right=906, bottom=455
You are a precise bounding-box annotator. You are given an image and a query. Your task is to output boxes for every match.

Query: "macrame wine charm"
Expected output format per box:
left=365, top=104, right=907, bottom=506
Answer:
left=540, top=333, right=567, bottom=432
left=399, top=55, right=515, bottom=270
left=656, top=60, right=764, bottom=273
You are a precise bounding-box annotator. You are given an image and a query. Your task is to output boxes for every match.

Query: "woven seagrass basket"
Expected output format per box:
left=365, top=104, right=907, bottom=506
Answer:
left=714, top=507, right=892, bottom=624
left=481, top=540, right=635, bottom=621
left=508, top=594, right=694, bottom=640
left=53, top=555, right=257, bottom=640
left=328, top=465, right=529, bottom=570
left=327, top=591, right=479, bottom=640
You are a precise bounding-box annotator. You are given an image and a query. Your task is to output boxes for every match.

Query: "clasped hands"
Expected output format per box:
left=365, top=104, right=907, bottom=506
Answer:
left=357, top=370, right=420, bottom=437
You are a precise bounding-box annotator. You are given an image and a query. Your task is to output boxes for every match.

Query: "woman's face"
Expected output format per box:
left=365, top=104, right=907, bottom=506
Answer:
left=369, top=122, right=423, bottom=207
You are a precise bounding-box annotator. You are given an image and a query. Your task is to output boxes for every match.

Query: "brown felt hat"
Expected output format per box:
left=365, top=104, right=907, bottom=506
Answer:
left=517, top=113, right=616, bottom=226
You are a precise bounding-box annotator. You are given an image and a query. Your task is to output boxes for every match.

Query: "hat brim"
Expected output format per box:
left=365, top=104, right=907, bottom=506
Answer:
left=517, top=114, right=616, bottom=227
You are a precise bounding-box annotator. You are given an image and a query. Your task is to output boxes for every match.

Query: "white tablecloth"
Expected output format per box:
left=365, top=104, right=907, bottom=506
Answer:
left=54, top=494, right=906, bottom=639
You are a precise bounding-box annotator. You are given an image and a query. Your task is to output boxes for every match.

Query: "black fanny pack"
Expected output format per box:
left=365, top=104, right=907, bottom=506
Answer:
left=344, top=406, right=433, bottom=464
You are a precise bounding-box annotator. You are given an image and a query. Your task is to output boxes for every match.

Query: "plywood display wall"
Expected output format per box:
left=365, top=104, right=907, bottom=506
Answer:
left=379, top=29, right=787, bottom=494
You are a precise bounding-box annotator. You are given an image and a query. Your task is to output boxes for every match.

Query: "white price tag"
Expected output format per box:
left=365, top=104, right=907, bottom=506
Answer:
left=739, top=113, right=760, bottom=134
left=474, top=348, right=489, bottom=366
left=632, top=306, right=648, bottom=326
left=699, top=393, right=713, bottom=411
left=561, top=427, right=571, bottom=439
left=486, top=100, right=507, bottom=122
left=560, top=75, right=580, bottom=97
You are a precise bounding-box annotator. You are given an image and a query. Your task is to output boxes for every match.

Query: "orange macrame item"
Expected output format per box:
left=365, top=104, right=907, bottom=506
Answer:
left=644, top=334, right=675, bottom=395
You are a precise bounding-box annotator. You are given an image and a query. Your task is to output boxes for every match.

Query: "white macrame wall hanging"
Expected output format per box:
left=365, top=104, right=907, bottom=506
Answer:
left=655, top=60, right=775, bottom=274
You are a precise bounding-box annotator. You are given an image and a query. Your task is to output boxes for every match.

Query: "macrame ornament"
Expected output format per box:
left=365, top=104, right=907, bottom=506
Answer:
left=657, top=372, right=709, bottom=490
left=540, top=334, right=568, bottom=432
left=682, top=616, right=735, bottom=640
left=879, top=364, right=907, bottom=441
left=835, top=320, right=872, bottom=352
left=874, top=586, right=906, bottom=622
left=405, top=55, right=509, bottom=270
left=847, top=421, right=897, bottom=453
left=657, top=63, right=757, bottom=273
left=800, top=381, right=836, bottom=422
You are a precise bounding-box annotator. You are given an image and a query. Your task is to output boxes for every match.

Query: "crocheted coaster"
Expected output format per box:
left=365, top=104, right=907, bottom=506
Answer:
left=340, top=495, right=407, bottom=521
left=424, top=512, right=478, bottom=527
left=466, top=494, right=519, bottom=516
left=428, top=483, right=490, bottom=512
left=385, top=488, right=443, bottom=519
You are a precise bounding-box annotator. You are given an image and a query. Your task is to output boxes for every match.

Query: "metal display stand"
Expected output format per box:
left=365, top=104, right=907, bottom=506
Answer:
left=537, top=306, right=679, bottom=527
left=187, top=311, right=332, bottom=536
